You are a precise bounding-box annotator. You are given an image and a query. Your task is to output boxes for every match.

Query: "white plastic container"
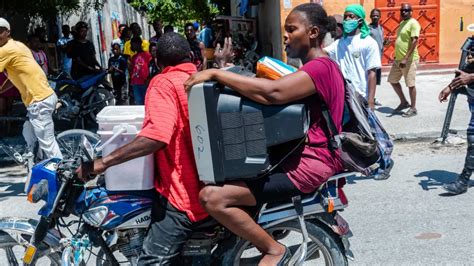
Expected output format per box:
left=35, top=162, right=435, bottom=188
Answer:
left=96, top=106, right=154, bottom=191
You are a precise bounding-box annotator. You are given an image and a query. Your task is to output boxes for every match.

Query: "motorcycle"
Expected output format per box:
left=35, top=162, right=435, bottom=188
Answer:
left=0, top=136, right=355, bottom=265
left=49, top=72, right=116, bottom=129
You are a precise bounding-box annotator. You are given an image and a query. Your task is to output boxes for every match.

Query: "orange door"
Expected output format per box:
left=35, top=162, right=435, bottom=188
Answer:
left=375, top=0, right=440, bottom=65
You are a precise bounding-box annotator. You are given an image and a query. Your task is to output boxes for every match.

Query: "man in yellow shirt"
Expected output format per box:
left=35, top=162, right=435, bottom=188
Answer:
left=123, top=23, right=149, bottom=58
left=0, top=18, right=62, bottom=159
left=387, top=3, right=421, bottom=118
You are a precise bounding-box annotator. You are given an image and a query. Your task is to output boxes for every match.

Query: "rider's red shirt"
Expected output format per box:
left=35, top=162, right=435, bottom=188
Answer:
left=138, top=63, right=207, bottom=222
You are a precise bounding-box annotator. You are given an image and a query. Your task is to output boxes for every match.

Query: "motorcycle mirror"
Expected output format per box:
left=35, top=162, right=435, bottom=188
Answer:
left=80, top=136, right=95, bottom=162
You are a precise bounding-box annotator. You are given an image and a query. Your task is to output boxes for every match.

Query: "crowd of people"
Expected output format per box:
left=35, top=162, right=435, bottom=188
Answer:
left=1, top=2, right=473, bottom=265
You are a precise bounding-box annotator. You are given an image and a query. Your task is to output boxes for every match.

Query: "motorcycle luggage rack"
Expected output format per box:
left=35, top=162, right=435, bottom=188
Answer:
left=257, top=172, right=356, bottom=225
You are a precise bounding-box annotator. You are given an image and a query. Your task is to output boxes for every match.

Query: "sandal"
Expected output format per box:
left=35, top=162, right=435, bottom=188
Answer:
left=402, top=108, right=418, bottom=118
left=276, top=246, right=292, bottom=266
left=392, top=102, right=410, bottom=114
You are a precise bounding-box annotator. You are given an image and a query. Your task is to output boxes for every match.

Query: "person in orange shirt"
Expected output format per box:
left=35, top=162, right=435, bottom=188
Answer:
left=77, top=32, right=206, bottom=264
left=0, top=18, right=62, bottom=159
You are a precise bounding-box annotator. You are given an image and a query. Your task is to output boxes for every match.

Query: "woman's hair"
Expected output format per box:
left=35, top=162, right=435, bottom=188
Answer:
left=293, top=3, right=336, bottom=44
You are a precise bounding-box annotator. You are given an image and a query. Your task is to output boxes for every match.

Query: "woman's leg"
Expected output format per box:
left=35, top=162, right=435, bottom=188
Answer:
left=199, top=182, right=286, bottom=265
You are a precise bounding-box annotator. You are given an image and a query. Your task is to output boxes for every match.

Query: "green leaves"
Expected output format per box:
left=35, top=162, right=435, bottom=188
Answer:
left=1, top=0, right=105, bottom=19
left=128, top=0, right=219, bottom=25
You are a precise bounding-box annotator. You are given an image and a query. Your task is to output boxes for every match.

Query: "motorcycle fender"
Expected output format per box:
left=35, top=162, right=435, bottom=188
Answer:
left=0, top=217, right=61, bottom=248
left=311, top=213, right=354, bottom=261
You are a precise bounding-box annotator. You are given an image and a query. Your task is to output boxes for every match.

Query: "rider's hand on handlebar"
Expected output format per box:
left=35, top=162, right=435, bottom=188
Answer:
left=75, top=159, right=106, bottom=182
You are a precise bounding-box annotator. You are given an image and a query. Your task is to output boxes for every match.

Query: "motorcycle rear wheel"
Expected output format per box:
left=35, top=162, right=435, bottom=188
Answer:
left=56, top=129, right=101, bottom=159
left=0, top=231, right=61, bottom=266
left=225, top=220, right=347, bottom=266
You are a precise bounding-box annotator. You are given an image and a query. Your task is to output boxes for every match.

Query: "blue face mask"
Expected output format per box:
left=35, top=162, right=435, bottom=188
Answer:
left=343, top=19, right=360, bottom=34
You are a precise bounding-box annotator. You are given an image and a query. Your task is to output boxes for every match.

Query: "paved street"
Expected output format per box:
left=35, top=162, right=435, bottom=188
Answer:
left=1, top=140, right=473, bottom=265
left=375, top=72, right=470, bottom=139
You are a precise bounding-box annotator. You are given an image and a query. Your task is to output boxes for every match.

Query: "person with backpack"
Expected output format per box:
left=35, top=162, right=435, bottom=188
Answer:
left=324, top=4, right=381, bottom=111
left=184, top=4, right=343, bottom=264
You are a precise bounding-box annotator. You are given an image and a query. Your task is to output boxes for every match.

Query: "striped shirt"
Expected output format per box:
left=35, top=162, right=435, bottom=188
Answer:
left=31, top=50, right=48, bottom=74
left=138, top=63, right=207, bottom=222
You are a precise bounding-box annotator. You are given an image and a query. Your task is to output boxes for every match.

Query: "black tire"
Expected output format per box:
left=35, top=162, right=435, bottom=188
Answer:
left=56, top=129, right=101, bottom=159
left=0, top=231, right=61, bottom=265
left=88, top=87, right=116, bottom=121
left=223, top=220, right=347, bottom=266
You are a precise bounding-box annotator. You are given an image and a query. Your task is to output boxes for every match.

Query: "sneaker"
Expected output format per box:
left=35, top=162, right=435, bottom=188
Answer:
left=443, top=181, right=468, bottom=195
left=391, top=102, right=410, bottom=114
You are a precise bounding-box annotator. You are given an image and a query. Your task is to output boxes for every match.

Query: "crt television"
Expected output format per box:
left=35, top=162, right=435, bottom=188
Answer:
left=188, top=68, right=309, bottom=184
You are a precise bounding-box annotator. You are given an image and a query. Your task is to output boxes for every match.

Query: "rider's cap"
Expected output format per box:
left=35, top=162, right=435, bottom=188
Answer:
left=0, top=18, right=10, bottom=30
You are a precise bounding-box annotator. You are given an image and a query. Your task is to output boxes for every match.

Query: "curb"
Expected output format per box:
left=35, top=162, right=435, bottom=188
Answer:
left=391, top=129, right=467, bottom=142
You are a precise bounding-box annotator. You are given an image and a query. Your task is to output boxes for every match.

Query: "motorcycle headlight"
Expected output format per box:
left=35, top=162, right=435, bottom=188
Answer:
left=83, top=206, right=108, bottom=227
left=27, top=179, right=49, bottom=203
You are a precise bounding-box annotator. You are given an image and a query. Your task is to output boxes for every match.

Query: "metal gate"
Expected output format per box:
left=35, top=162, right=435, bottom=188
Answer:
left=375, top=0, right=440, bottom=65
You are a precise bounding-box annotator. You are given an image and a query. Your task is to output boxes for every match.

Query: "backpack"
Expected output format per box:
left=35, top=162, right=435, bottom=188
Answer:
left=321, top=79, right=381, bottom=176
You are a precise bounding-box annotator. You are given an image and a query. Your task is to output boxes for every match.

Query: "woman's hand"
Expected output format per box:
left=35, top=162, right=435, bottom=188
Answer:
left=184, top=69, right=217, bottom=91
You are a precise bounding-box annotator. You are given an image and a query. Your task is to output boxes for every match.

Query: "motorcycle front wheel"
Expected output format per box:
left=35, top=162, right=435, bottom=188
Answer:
left=0, top=231, right=61, bottom=265
left=224, top=220, right=347, bottom=266
left=88, top=87, right=116, bottom=122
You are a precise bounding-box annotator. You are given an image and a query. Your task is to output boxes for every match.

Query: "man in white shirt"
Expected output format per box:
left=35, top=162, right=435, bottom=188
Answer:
left=324, top=4, right=381, bottom=110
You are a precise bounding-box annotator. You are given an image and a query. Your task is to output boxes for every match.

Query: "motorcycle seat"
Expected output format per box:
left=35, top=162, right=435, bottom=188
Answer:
left=193, top=217, right=219, bottom=231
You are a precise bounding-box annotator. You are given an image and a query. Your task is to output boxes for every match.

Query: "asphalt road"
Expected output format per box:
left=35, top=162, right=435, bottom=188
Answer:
left=0, top=140, right=473, bottom=265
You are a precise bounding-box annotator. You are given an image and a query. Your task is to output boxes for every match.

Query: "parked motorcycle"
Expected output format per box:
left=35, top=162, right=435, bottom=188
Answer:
left=0, top=136, right=355, bottom=265
left=49, top=72, right=116, bottom=129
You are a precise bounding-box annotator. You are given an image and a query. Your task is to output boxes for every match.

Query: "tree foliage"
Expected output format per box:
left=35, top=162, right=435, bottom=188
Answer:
left=128, top=0, right=220, bottom=24
left=0, top=0, right=105, bottom=19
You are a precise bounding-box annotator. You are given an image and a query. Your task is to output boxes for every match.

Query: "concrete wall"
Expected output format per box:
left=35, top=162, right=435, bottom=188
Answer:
left=59, top=0, right=152, bottom=67
left=439, top=0, right=474, bottom=65
left=258, top=0, right=282, bottom=58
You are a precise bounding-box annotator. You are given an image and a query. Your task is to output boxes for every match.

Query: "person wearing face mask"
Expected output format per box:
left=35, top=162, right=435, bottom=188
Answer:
left=324, top=4, right=381, bottom=111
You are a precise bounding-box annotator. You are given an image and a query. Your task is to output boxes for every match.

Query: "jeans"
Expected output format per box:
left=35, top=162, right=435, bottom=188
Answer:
left=132, top=84, right=147, bottom=105
left=23, top=93, right=63, bottom=159
left=138, top=195, right=202, bottom=265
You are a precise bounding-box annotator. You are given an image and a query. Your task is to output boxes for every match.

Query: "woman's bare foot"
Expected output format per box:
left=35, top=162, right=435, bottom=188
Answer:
left=258, top=244, right=288, bottom=266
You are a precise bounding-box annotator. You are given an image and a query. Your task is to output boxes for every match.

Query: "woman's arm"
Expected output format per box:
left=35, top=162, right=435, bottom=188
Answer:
left=185, top=68, right=316, bottom=105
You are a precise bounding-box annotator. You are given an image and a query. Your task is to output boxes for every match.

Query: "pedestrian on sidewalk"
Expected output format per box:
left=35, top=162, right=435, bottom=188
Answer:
left=438, top=69, right=474, bottom=194
left=185, top=23, right=207, bottom=71
left=388, top=3, right=420, bottom=117
left=108, top=43, right=127, bottom=105
left=130, top=37, right=151, bottom=105
left=0, top=18, right=62, bottom=159
left=369, top=8, right=387, bottom=106
left=124, top=23, right=149, bottom=58
left=57, top=25, right=72, bottom=75
left=68, top=22, right=102, bottom=80
left=28, top=34, right=49, bottom=75
left=149, top=19, right=163, bottom=45
left=324, top=4, right=381, bottom=110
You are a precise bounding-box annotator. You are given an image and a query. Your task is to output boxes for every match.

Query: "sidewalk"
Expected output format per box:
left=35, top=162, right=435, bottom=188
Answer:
left=375, top=72, right=470, bottom=140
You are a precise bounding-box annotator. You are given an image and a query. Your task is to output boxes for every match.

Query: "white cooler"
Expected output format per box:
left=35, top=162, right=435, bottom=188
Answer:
left=96, top=106, right=154, bottom=191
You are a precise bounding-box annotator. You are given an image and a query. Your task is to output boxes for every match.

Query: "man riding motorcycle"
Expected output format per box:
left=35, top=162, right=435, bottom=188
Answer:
left=77, top=32, right=208, bottom=264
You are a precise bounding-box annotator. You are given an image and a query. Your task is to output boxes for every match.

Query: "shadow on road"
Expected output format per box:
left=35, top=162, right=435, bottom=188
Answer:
left=415, top=170, right=458, bottom=191
left=0, top=182, right=25, bottom=199
left=346, top=174, right=374, bottom=184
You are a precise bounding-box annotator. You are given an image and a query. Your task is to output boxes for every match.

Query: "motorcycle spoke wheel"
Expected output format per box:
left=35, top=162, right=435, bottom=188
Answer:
left=230, top=220, right=347, bottom=266
left=56, top=129, right=101, bottom=159
left=0, top=232, right=60, bottom=266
